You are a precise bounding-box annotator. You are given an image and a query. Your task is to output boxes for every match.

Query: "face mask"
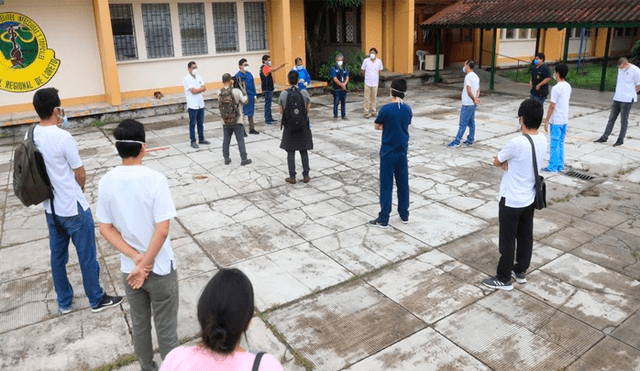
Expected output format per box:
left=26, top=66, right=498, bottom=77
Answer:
left=337, top=61, right=343, bottom=67
left=267, top=61, right=272, bottom=66
left=533, top=59, right=539, bottom=66
left=370, top=53, right=376, bottom=60
left=61, top=115, right=69, bottom=129
left=191, top=68, right=198, bottom=76
left=297, top=65, right=303, bottom=70
left=462, top=66, right=466, bottom=74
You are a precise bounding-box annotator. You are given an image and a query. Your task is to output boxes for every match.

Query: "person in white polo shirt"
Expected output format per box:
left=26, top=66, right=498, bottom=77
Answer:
left=361, top=47, right=384, bottom=118
left=543, top=63, right=571, bottom=173
left=184, top=61, right=210, bottom=149
left=98, top=119, right=179, bottom=371
left=594, top=57, right=640, bottom=147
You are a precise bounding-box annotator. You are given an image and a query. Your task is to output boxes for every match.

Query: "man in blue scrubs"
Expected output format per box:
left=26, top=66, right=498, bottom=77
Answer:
left=235, top=58, right=259, bottom=135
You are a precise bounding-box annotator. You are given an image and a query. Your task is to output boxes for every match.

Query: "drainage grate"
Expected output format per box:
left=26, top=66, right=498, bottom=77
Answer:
left=564, top=171, right=595, bottom=180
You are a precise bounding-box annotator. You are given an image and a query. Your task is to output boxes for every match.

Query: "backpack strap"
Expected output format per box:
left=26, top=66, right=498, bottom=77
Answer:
left=523, top=134, right=542, bottom=193
left=31, top=125, right=61, bottom=230
left=252, top=352, right=265, bottom=371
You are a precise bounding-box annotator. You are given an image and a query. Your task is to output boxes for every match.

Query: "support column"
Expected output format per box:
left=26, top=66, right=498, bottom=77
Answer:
left=392, top=0, right=414, bottom=73
left=600, top=28, right=612, bottom=92
left=563, top=28, right=571, bottom=63
left=92, top=0, right=122, bottom=106
left=490, top=28, right=497, bottom=91
left=435, top=29, right=441, bottom=83
left=289, top=0, right=306, bottom=67
left=478, top=28, right=484, bottom=68
left=362, top=0, right=382, bottom=55
left=268, top=0, right=294, bottom=86
left=381, top=0, right=394, bottom=71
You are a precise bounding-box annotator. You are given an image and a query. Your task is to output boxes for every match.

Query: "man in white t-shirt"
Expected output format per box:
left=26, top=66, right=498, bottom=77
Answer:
left=594, top=57, right=640, bottom=147
left=30, top=88, right=123, bottom=315
left=483, top=99, right=547, bottom=291
left=447, top=60, right=481, bottom=147
left=97, top=119, right=179, bottom=371
left=543, top=63, right=571, bottom=173
left=184, top=61, right=210, bottom=149
left=361, top=47, right=384, bottom=118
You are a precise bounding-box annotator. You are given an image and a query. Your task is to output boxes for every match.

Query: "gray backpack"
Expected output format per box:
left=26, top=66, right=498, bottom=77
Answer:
left=13, top=126, right=53, bottom=206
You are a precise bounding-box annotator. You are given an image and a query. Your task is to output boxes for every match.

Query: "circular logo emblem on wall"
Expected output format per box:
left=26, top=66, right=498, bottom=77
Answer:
left=0, top=12, right=60, bottom=93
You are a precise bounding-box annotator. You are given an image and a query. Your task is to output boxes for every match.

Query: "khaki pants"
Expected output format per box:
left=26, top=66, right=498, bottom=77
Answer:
left=363, top=84, right=379, bottom=114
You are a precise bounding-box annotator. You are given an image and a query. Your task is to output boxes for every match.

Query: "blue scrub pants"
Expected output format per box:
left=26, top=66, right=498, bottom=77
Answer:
left=378, top=152, right=409, bottom=224
left=547, top=124, right=567, bottom=172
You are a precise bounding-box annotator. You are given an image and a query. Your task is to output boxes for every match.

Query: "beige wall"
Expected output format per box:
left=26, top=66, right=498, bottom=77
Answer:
left=0, top=0, right=105, bottom=106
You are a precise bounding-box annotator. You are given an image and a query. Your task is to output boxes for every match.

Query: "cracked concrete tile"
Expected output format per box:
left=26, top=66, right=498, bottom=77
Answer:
left=177, top=204, right=235, bottom=235
left=441, top=195, right=487, bottom=211
left=1, top=206, right=49, bottom=246
left=348, top=327, right=491, bottom=371
left=0, top=239, right=51, bottom=282
left=572, top=228, right=640, bottom=279
left=611, top=309, right=640, bottom=350
left=311, top=225, right=429, bottom=275
left=233, top=243, right=353, bottom=310
left=539, top=226, right=595, bottom=251
left=434, top=304, right=577, bottom=370
left=572, top=336, right=640, bottom=371
left=171, top=237, right=217, bottom=280
left=267, top=280, right=425, bottom=371
left=209, top=196, right=268, bottom=223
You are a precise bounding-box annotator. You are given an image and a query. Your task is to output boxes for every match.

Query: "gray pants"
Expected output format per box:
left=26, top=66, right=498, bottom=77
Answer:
left=123, top=267, right=179, bottom=371
left=602, top=100, right=634, bottom=143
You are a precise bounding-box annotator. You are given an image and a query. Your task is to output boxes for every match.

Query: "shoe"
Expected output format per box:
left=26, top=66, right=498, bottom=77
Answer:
left=364, top=113, right=370, bottom=119
left=371, top=111, right=378, bottom=117
left=249, top=129, right=260, bottom=135
left=400, top=216, right=409, bottom=224
left=463, top=140, right=473, bottom=146
left=285, top=177, right=296, bottom=184
left=593, top=137, right=607, bottom=143
left=482, top=277, right=513, bottom=291
left=59, top=307, right=72, bottom=315
left=224, top=158, right=231, bottom=165
left=511, top=271, right=527, bottom=284
left=303, top=176, right=311, bottom=183
left=333, top=117, right=338, bottom=122
left=91, top=295, right=124, bottom=313
left=342, top=116, right=349, bottom=121
left=369, top=218, right=388, bottom=229
left=199, top=139, right=211, bottom=145
left=241, top=159, right=252, bottom=166
left=613, top=141, right=624, bottom=147
left=244, top=130, right=248, bottom=137
left=446, top=141, right=460, bottom=148
left=190, top=142, right=199, bottom=149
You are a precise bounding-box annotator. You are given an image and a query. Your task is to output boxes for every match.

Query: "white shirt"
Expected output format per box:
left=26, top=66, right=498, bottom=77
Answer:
left=613, top=64, right=640, bottom=103
left=30, top=125, right=89, bottom=217
left=183, top=73, right=205, bottom=109
left=461, top=71, right=480, bottom=106
left=497, top=133, right=547, bottom=208
left=96, top=165, right=177, bottom=275
left=361, top=58, right=384, bottom=87
left=550, top=81, right=571, bottom=126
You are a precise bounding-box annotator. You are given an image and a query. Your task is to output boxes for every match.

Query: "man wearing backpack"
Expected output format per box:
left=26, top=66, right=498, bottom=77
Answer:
left=279, top=70, right=313, bottom=184
left=219, top=73, right=252, bottom=166
left=29, top=87, right=123, bottom=314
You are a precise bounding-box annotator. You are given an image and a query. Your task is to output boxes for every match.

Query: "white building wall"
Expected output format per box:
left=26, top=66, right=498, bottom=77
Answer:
left=0, top=0, right=105, bottom=106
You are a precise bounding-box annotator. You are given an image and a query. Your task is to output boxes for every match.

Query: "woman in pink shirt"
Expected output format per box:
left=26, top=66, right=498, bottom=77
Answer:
left=160, top=269, right=284, bottom=371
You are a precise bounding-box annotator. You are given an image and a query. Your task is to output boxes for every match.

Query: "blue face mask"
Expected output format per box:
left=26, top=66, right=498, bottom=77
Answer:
left=297, top=65, right=303, bottom=70
left=533, top=59, right=539, bottom=66
left=61, top=115, right=69, bottom=129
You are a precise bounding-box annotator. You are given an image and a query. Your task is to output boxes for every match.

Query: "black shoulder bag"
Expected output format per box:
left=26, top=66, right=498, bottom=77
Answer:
left=524, top=134, right=546, bottom=210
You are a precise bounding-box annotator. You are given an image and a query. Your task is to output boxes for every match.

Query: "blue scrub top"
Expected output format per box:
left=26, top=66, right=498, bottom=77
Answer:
left=375, top=102, right=412, bottom=158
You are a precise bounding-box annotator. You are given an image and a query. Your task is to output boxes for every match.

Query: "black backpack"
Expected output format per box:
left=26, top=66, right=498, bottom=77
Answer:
left=13, top=126, right=53, bottom=206
left=282, top=87, right=307, bottom=133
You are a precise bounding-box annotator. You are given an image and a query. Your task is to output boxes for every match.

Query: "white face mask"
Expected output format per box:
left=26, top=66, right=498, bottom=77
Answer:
left=370, top=53, right=376, bottom=60
left=191, top=68, right=198, bottom=76
left=267, top=61, right=272, bottom=66
left=337, top=61, right=343, bottom=67
left=462, top=66, right=466, bottom=74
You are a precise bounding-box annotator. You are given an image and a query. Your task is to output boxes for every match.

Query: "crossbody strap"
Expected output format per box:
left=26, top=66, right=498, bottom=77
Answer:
left=252, top=352, right=265, bottom=371
left=31, top=126, right=61, bottom=229
left=523, top=134, right=541, bottom=192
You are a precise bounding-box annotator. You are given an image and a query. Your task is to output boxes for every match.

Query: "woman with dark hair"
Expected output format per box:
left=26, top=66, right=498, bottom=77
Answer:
left=160, top=268, right=283, bottom=371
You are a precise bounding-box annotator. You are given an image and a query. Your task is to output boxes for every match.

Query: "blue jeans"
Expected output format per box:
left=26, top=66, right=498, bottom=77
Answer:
left=547, top=124, right=567, bottom=171
left=333, top=89, right=346, bottom=118
left=222, top=124, right=248, bottom=161
left=602, top=100, right=634, bottom=142
left=46, top=203, right=104, bottom=310
left=452, top=105, right=476, bottom=145
left=529, top=93, right=546, bottom=105
left=188, top=108, right=205, bottom=143
left=264, top=91, right=274, bottom=124
left=378, top=152, right=409, bottom=224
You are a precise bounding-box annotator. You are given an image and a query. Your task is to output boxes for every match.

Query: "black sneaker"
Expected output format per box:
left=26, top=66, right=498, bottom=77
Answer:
left=482, top=277, right=513, bottom=291
left=613, top=140, right=624, bottom=147
left=199, top=139, right=211, bottom=145
left=241, top=159, right=252, bottom=166
left=463, top=140, right=473, bottom=147
left=190, top=142, right=199, bottom=149
left=369, top=218, right=388, bottom=229
left=594, top=137, right=607, bottom=143
left=249, top=129, right=260, bottom=135
left=511, top=270, right=527, bottom=284
left=224, top=158, right=231, bottom=165
left=400, top=216, right=409, bottom=224
left=91, top=295, right=123, bottom=313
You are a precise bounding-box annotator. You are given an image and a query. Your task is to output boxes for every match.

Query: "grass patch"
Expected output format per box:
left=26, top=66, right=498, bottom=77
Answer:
left=499, top=64, right=618, bottom=91
left=88, top=354, right=136, bottom=371
left=552, top=194, right=573, bottom=203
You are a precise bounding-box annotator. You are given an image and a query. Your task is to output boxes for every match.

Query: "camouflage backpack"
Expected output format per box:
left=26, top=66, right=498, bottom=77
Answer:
left=219, top=86, right=239, bottom=125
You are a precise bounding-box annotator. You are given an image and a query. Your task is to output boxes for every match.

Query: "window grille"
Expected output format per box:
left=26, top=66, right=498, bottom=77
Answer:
left=518, top=29, right=528, bottom=39
left=504, top=29, right=515, bottom=39
left=530, top=29, right=538, bottom=39
left=142, top=3, right=174, bottom=58
left=244, top=2, right=267, bottom=51
left=212, top=2, right=238, bottom=53
left=110, top=4, right=138, bottom=61
left=179, top=3, right=207, bottom=56
left=345, top=10, right=355, bottom=43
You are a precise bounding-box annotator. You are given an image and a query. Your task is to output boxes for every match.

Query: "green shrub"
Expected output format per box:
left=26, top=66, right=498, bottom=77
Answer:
left=630, top=39, right=640, bottom=65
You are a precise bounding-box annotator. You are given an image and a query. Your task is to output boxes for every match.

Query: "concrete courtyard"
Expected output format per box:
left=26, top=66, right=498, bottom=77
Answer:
left=1, top=80, right=640, bottom=370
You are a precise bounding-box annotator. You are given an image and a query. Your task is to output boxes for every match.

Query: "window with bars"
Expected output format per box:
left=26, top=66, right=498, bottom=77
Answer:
left=502, top=29, right=515, bottom=39
left=110, top=4, right=138, bottom=61
left=179, top=3, right=208, bottom=56
left=328, top=6, right=360, bottom=44
left=142, top=3, right=174, bottom=58
left=518, top=29, right=528, bottom=39
left=531, top=29, right=538, bottom=39
left=212, top=2, right=238, bottom=53
left=244, top=2, right=267, bottom=51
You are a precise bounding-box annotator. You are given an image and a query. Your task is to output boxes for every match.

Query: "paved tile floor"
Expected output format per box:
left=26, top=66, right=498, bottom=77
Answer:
left=1, top=84, right=639, bottom=370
